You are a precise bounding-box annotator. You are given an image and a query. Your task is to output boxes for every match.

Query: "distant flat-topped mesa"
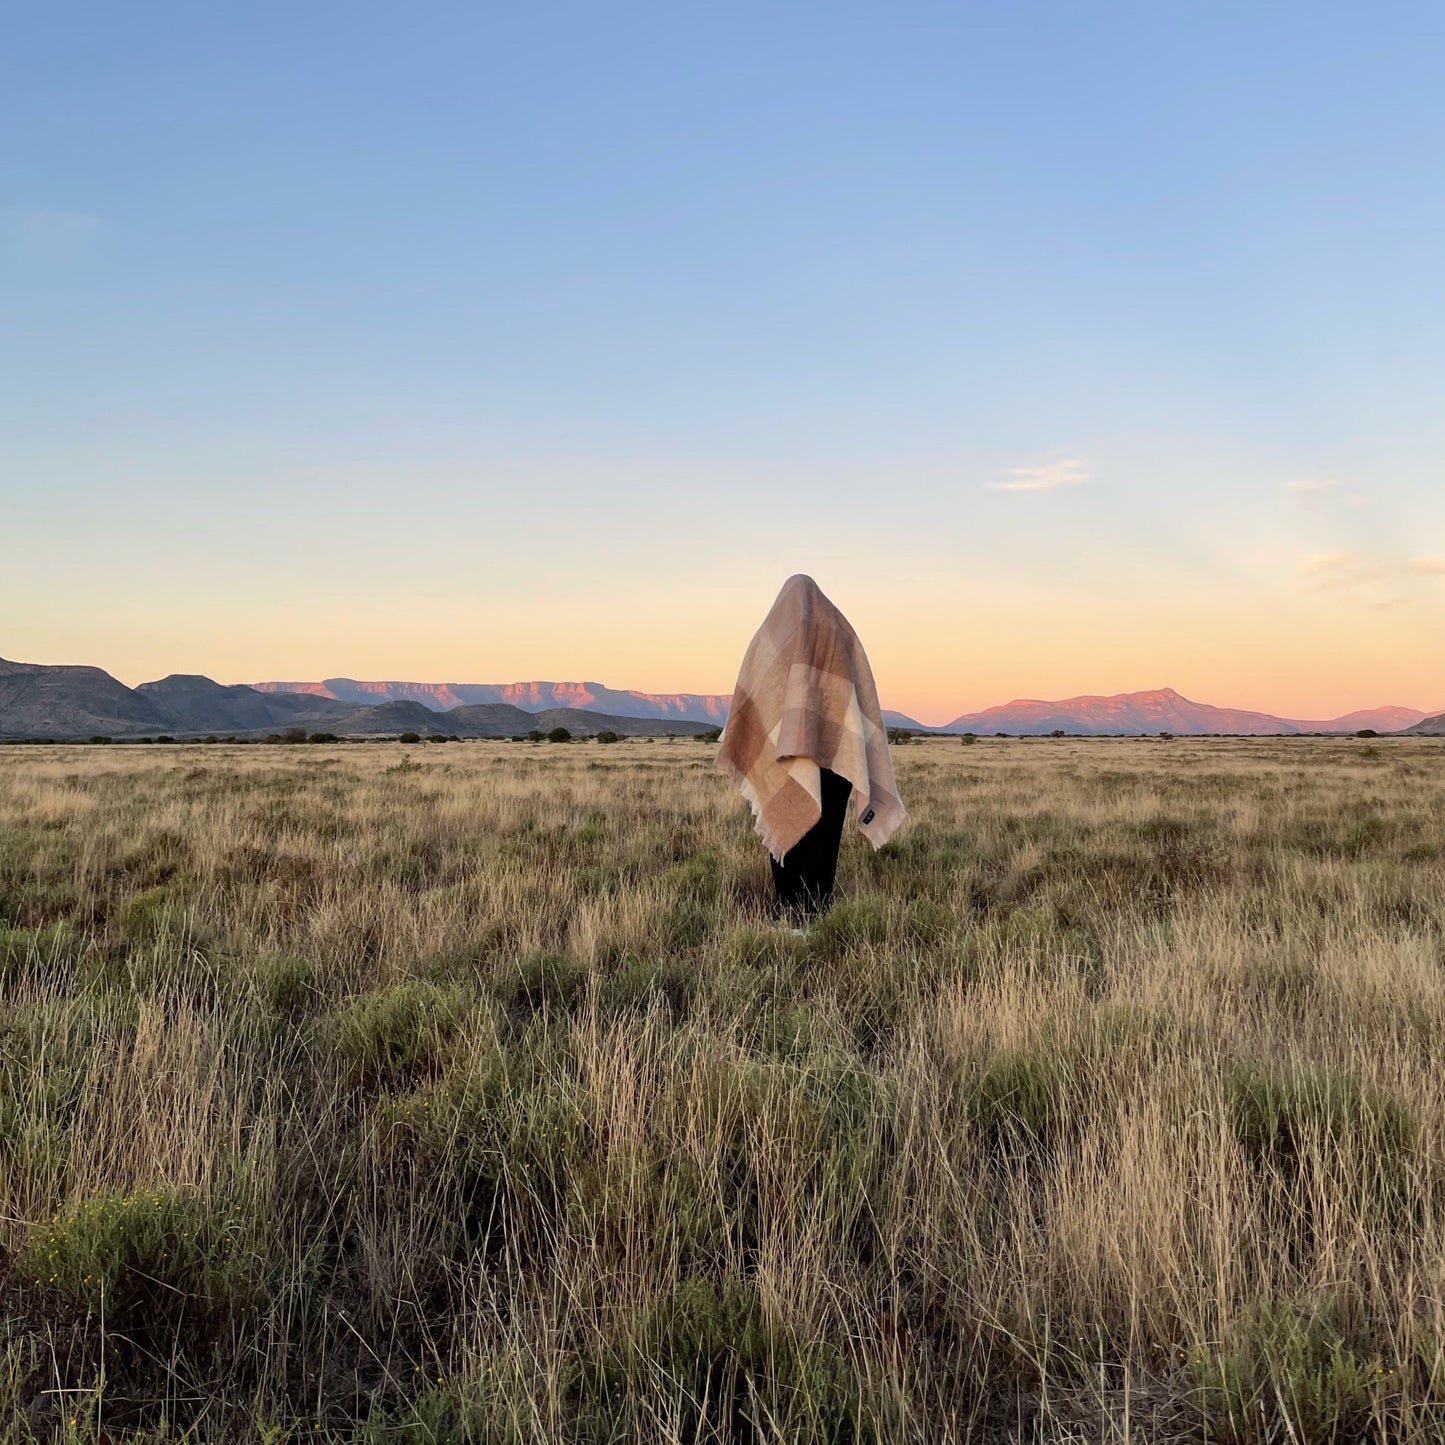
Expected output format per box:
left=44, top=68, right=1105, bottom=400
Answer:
left=252, top=678, right=732, bottom=725
left=253, top=678, right=925, bottom=730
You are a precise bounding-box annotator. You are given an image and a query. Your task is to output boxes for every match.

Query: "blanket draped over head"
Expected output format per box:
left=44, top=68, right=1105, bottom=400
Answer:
left=716, top=574, right=906, bottom=862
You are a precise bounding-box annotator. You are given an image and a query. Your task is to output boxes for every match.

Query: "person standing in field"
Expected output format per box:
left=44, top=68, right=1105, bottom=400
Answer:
left=716, top=574, right=906, bottom=921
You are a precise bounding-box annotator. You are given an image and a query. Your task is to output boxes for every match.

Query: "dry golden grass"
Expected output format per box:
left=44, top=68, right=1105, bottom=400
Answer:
left=1, top=734, right=1443, bottom=1442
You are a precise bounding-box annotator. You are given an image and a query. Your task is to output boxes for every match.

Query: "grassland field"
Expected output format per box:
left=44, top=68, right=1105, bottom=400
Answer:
left=1, top=734, right=1443, bottom=1443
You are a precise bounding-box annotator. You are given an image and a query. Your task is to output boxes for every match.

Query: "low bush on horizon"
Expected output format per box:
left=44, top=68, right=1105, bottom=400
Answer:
left=0, top=735, right=1442, bottom=1440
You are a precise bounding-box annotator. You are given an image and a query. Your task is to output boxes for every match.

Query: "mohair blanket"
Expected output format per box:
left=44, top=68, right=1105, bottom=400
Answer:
left=716, top=574, right=906, bottom=862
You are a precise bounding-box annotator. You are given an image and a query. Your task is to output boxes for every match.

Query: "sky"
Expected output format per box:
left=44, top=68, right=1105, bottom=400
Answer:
left=4, top=2, right=1443, bottom=726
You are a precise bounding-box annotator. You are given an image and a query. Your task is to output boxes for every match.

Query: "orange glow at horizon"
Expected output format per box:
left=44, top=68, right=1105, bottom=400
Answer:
left=9, top=567, right=1442, bottom=730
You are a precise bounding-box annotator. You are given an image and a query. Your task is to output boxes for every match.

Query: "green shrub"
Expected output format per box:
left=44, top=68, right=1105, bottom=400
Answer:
left=960, top=732, right=977, bottom=745
left=600, top=955, right=695, bottom=1019
left=666, top=897, right=711, bottom=951
left=24, top=1188, right=256, bottom=1341
left=398, top=731, right=422, bottom=744
left=1284, top=812, right=1396, bottom=858
left=664, top=851, right=723, bottom=905
left=257, top=953, right=314, bottom=1014
left=758, top=1001, right=816, bottom=1058
left=595, top=730, right=621, bottom=744
left=496, top=952, right=588, bottom=1019
left=969, top=1045, right=1069, bottom=1151
left=120, top=885, right=170, bottom=943
left=358, top=1386, right=496, bottom=1443
left=718, top=920, right=810, bottom=976
left=809, top=894, right=893, bottom=954
left=308, top=731, right=340, bottom=743
left=809, top=894, right=949, bottom=960
left=1226, top=1063, right=1416, bottom=1178
left=337, top=980, right=476, bottom=1088
left=1344, top=817, right=1393, bottom=856
left=0, top=920, right=84, bottom=978
left=574, top=1277, right=865, bottom=1441
left=1192, top=1299, right=1384, bottom=1443
left=547, top=727, right=572, bottom=743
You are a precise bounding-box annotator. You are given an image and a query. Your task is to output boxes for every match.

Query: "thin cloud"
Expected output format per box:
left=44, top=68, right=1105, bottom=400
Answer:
left=990, top=459, right=1090, bottom=492
left=1296, top=552, right=1384, bottom=590
left=1284, top=477, right=1340, bottom=494
left=1298, top=550, right=1362, bottom=575
left=1296, top=550, right=1441, bottom=609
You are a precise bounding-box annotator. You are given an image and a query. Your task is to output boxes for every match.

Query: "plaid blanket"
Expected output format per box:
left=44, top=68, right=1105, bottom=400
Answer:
left=716, top=575, right=906, bottom=861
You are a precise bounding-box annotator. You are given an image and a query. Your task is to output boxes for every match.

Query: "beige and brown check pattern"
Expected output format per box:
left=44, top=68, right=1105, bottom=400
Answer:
left=715, top=575, right=906, bottom=862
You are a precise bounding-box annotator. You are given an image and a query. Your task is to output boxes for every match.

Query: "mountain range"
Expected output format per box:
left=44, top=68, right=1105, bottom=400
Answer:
left=262, top=678, right=1441, bottom=737
left=1, top=659, right=1440, bottom=740
left=252, top=677, right=733, bottom=724
left=0, top=662, right=713, bottom=740
left=938, top=688, right=1441, bottom=736
left=253, top=677, right=925, bottom=731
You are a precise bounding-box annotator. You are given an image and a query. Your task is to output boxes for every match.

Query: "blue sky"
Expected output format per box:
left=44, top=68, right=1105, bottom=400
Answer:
left=4, top=2, right=1443, bottom=721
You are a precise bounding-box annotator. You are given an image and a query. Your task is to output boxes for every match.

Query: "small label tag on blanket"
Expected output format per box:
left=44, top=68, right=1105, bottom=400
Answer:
left=860, top=807, right=875, bottom=825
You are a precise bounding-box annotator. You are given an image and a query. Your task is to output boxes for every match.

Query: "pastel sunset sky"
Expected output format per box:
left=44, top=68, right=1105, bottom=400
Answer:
left=5, top=3, right=1443, bottom=726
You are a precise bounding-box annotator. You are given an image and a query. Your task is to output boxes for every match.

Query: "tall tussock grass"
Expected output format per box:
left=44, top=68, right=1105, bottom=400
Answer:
left=0, top=736, right=1442, bottom=1441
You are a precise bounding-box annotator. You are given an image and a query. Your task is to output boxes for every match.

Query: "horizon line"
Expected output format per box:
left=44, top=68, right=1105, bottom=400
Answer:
left=5, top=654, right=1439, bottom=732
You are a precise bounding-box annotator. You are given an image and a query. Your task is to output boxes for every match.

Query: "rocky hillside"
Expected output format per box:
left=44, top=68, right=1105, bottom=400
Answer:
left=1296, top=705, right=1437, bottom=732
left=254, top=700, right=708, bottom=739
left=0, top=658, right=170, bottom=738
left=529, top=708, right=712, bottom=737
left=1403, top=713, right=1445, bottom=735
left=440, top=704, right=545, bottom=737
left=319, top=701, right=561, bottom=738
left=134, top=674, right=355, bottom=733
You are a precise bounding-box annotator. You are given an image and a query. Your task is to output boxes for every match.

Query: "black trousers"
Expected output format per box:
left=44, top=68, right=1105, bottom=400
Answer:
left=771, top=767, right=852, bottom=919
